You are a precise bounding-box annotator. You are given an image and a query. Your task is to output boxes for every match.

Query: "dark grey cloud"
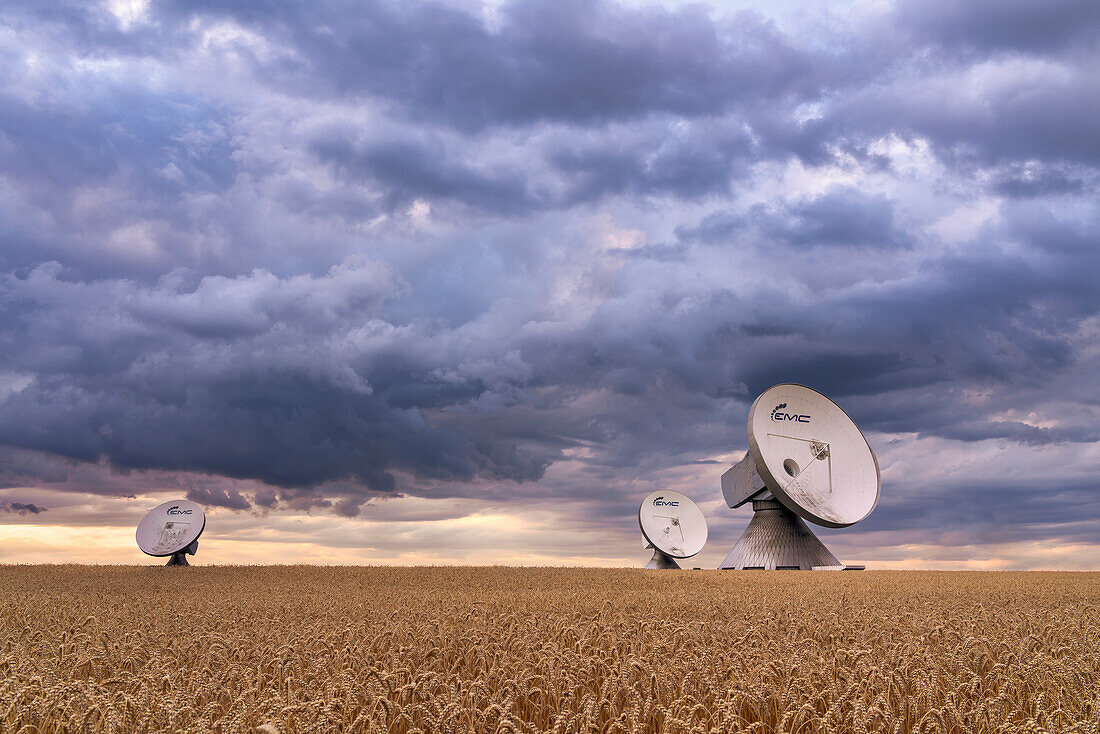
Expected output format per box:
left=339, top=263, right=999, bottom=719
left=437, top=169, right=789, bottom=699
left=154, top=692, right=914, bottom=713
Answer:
left=186, top=0, right=821, bottom=130
left=186, top=485, right=252, bottom=511
left=3, top=501, right=48, bottom=515
left=4, top=0, right=824, bottom=131
left=833, top=70, right=1100, bottom=167
left=308, top=117, right=757, bottom=216
left=546, top=121, right=755, bottom=203
left=755, top=187, right=911, bottom=249
left=896, top=0, right=1100, bottom=54
left=1, top=0, right=1096, bottom=247
left=855, top=472, right=1100, bottom=546
left=681, top=187, right=911, bottom=249
left=0, top=262, right=554, bottom=497
left=991, top=164, right=1089, bottom=198
left=311, top=135, right=540, bottom=216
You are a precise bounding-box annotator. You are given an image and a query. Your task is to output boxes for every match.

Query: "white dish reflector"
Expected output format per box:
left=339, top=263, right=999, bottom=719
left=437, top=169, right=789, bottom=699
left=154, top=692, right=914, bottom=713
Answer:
left=747, top=384, right=880, bottom=528
left=638, top=490, right=708, bottom=558
left=136, top=499, right=207, bottom=556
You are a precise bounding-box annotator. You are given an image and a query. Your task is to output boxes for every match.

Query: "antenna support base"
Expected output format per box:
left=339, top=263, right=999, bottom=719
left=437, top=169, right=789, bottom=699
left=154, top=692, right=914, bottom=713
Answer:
left=165, top=552, right=190, bottom=566
left=645, top=548, right=682, bottom=570
left=163, top=539, right=198, bottom=567
left=718, top=499, right=843, bottom=570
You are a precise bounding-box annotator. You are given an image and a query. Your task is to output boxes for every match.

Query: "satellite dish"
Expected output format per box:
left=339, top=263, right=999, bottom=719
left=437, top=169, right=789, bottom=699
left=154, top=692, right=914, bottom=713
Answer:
left=718, top=384, right=880, bottom=570
left=136, top=499, right=206, bottom=566
left=638, top=490, right=708, bottom=570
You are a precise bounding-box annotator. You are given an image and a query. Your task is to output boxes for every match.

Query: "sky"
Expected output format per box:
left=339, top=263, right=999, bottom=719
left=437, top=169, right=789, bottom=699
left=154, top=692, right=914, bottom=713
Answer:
left=1, top=0, right=1098, bottom=569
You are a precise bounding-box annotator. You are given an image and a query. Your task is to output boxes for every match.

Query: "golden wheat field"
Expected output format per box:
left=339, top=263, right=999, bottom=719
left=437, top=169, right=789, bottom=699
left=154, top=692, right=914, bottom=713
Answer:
left=1, top=567, right=1098, bottom=734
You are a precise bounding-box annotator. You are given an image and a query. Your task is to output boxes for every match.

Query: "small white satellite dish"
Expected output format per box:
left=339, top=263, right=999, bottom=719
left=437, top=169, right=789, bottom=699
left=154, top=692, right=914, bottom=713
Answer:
left=638, top=490, right=708, bottom=570
left=136, top=499, right=206, bottom=566
left=719, top=384, right=881, bottom=570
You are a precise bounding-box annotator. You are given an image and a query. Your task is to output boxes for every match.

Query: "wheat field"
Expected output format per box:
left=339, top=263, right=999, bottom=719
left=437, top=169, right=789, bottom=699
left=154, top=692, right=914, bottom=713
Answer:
left=1, top=567, right=1097, bottom=733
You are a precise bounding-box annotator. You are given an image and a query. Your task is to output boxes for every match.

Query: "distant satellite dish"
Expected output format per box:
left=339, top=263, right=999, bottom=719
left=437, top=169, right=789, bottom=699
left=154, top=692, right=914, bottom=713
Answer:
left=136, top=499, right=206, bottom=566
left=719, top=384, right=880, bottom=570
left=638, top=490, right=708, bottom=570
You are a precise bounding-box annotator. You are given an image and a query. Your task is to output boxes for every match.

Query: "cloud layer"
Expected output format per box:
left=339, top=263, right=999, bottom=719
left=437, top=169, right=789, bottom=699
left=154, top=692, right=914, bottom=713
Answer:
left=1, top=0, right=1098, bottom=566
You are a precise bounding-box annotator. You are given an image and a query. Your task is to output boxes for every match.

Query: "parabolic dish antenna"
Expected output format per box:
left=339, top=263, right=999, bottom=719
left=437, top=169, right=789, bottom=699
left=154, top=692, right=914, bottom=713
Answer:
left=638, top=490, right=708, bottom=570
left=136, top=499, right=206, bottom=566
left=718, top=384, right=880, bottom=570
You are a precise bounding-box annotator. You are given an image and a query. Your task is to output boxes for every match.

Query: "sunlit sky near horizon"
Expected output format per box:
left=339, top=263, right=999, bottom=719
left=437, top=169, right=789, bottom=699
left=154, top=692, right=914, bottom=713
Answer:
left=2, top=0, right=1099, bottom=569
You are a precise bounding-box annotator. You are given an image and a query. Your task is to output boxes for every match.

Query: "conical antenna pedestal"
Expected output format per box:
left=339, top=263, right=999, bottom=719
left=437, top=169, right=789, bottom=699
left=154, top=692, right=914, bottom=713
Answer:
left=165, top=552, right=189, bottom=566
left=164, top=540, right=198, bottom=567
left=645, top=547, right=682, bottom=570
left=718, top=499, right=841, bottom=570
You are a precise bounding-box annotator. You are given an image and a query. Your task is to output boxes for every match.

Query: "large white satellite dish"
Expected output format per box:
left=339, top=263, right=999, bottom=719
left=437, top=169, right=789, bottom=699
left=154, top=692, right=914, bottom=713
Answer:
left=136, top=499, right=206, bottom=566
left=718, top=384, right=880, bottom=570
left=638, top=490, right=708, bottom=570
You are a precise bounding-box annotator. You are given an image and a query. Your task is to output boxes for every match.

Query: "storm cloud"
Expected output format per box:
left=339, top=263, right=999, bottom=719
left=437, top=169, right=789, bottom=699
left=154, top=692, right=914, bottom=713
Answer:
left=3, top=501, right=48, bottom=515
left=1, top=0, right=1098, bottom=566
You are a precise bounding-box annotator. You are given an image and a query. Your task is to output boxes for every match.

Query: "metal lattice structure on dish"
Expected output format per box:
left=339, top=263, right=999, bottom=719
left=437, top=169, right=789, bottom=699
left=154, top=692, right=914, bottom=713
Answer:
left=718, top=384, right=880, bottom=570
left=136, top=499, right=206, bottom=566
left=638, top=490, right=708, bottom=570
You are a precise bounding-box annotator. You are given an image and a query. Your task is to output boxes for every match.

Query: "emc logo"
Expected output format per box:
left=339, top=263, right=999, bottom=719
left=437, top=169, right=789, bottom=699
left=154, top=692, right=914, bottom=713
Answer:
left=167, top=505, right=193, bottom=516
left=771, top=403, right=811, bottom=423
left=653, top=496, right=680, bottom=507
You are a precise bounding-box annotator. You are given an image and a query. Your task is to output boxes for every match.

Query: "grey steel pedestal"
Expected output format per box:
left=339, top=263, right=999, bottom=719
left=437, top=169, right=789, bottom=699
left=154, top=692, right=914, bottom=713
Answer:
left=164, top=539, right=198, bottom=566
left=645, top=548, right=682, bottom=569
left=719, top=499, right=841, bottom=570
